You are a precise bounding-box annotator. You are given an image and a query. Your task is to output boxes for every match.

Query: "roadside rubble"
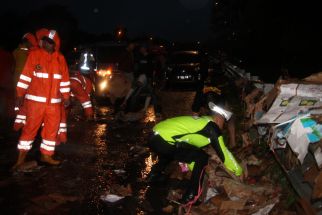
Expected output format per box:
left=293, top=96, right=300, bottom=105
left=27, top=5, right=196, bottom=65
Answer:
left=163, top=146, right=283, bottom=215
left=235, top=70, right=322, bottom=213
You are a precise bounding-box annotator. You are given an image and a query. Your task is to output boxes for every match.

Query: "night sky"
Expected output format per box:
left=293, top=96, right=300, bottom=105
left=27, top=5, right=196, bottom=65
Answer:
left=1, top=0, right=322, bottom=80
left=1, top=0, right=212, bottom=41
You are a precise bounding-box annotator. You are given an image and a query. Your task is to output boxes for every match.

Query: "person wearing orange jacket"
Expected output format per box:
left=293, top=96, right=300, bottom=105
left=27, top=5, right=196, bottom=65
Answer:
left=70, top=68, right=94, bottom=120
left=55, top=66, right=94, bottom=145
left=13, top=32, right=39, bottom=131
left=13, top=29, right=70, bottom=169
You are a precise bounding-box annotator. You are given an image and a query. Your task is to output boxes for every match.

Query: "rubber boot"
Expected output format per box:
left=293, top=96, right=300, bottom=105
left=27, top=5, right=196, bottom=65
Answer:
left=40, top=154, right=61, bottom=165
left=12, top=150, right=28, bottom=170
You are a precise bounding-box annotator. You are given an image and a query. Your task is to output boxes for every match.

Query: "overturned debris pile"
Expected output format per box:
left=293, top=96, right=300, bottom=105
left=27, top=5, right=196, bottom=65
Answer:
left=164, top=146, right=285, bottom=215
left=240, top=73, right=322, bottom=213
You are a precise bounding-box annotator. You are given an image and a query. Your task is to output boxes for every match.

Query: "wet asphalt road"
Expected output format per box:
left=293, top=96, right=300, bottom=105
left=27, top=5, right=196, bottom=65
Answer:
left=0, top=90, right=195, bottom=215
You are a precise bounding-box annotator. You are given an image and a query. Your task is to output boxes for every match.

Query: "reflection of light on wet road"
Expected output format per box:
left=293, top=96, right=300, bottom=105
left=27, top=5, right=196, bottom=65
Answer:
left=94, top=124, right=107, bottom=147
left=141, top=153, right=157, bottom=178
left=143, top=107, right=156, bottom=123
left=91, top=123, right=109, bottom=203
left=137, top=185, right=150, bottom=215
left=95, top=124, right=107, bottom=136
left=98, top=106, right=110, bottom=116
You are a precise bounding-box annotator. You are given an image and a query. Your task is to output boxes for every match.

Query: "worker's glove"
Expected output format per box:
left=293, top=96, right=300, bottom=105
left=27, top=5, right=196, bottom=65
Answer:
left=63, top=99, right=70, bottom=107
left=15, top=96, right=24, bottom=108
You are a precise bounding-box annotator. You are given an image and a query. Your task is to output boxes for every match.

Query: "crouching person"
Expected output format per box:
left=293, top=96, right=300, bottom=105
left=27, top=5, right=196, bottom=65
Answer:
left=147, top=98, right=243, bottom=204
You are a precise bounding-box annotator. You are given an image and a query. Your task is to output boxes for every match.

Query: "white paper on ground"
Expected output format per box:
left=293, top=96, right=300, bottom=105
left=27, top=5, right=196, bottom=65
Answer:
left=204, top=187, right=219, bottom=202
left=100, top=194, right=124, bottom=203
left=252, top=203, right=276, bottom=215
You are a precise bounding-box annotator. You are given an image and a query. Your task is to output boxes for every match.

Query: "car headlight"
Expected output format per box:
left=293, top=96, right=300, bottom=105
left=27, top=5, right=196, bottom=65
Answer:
left=99, top=80, right=108, bottom=91
left=96, top=69, right=112, bottom=77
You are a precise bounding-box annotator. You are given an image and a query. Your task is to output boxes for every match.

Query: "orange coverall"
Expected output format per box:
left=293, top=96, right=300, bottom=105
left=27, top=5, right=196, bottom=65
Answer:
left=16, top=33, right=70, bottom=155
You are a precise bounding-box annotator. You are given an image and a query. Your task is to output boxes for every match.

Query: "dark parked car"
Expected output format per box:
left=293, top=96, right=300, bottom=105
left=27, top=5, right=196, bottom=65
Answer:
left=165, top=50, right=203, bottom=86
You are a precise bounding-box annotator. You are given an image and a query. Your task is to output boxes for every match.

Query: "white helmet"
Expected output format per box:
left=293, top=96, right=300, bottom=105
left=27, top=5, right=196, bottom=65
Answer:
left=208, top=102, right=232, bottom=121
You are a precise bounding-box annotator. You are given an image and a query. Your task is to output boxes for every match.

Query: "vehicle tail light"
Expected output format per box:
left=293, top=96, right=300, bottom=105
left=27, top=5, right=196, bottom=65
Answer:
left=96, top=68, right=112, bottom=77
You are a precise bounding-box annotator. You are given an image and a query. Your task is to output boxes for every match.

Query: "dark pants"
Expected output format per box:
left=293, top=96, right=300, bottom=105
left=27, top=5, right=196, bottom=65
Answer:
left=148, top=134, right=208, bottom=194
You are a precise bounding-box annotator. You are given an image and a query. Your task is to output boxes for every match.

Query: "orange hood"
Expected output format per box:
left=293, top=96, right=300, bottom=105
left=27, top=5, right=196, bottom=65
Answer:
left=35, top=28, right=61, bottom=52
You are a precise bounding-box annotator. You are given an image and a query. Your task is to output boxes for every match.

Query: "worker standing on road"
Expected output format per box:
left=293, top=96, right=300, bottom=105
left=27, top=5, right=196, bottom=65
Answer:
left=13, top=29, right=70, bottom=170
left=56, top=67, right=94, bottom=145
left=121, top=44, right=155, bottom=113
left=147, top=98, right=243, bottom=204
left=12, top=33, right=38, bottom=85
left=13, top=32, right=39, bottom=131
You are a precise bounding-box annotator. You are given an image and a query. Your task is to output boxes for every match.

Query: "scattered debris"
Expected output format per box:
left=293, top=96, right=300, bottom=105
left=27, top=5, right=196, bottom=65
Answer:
left=100, top=194, right=124, bottom=203
left=113, top=169, right=126, bottom=175
left=312, top=171, right=322, bottom=199
left=162, top=205, right=174, bottom=213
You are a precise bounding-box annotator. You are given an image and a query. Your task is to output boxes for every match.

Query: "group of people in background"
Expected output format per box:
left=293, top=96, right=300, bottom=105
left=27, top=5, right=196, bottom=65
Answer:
left=118, top=41, right=162, bottom=115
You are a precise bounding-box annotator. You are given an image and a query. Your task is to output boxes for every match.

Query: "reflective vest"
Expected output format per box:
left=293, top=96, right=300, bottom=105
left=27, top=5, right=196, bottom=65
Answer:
left=153, top=116, right=213, bottom=147
left=153, top=116, right=243, bottom=176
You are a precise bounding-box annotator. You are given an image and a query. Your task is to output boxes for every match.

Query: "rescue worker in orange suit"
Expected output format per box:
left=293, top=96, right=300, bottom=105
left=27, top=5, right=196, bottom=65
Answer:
left=13, top=33, right=38, bottom=131
left=56, top=67, right=93, bottom=145
left=56, top=66, right=94, bottom=145
left=13, top=29, right=70, bottom=170
left=70, top=67, right=94, bottom=120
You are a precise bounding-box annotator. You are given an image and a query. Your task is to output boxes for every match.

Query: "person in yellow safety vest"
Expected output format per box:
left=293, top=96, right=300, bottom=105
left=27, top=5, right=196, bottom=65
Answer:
left=13, top=33, right=38, bottom=131
left=12, top=33, right=38, bottom=85
left=147, top=97, right=243, bottom=204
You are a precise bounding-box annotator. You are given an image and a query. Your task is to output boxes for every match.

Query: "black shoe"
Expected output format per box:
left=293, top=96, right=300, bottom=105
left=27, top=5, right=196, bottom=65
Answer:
left=146, top=172, right=167, bottom=184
